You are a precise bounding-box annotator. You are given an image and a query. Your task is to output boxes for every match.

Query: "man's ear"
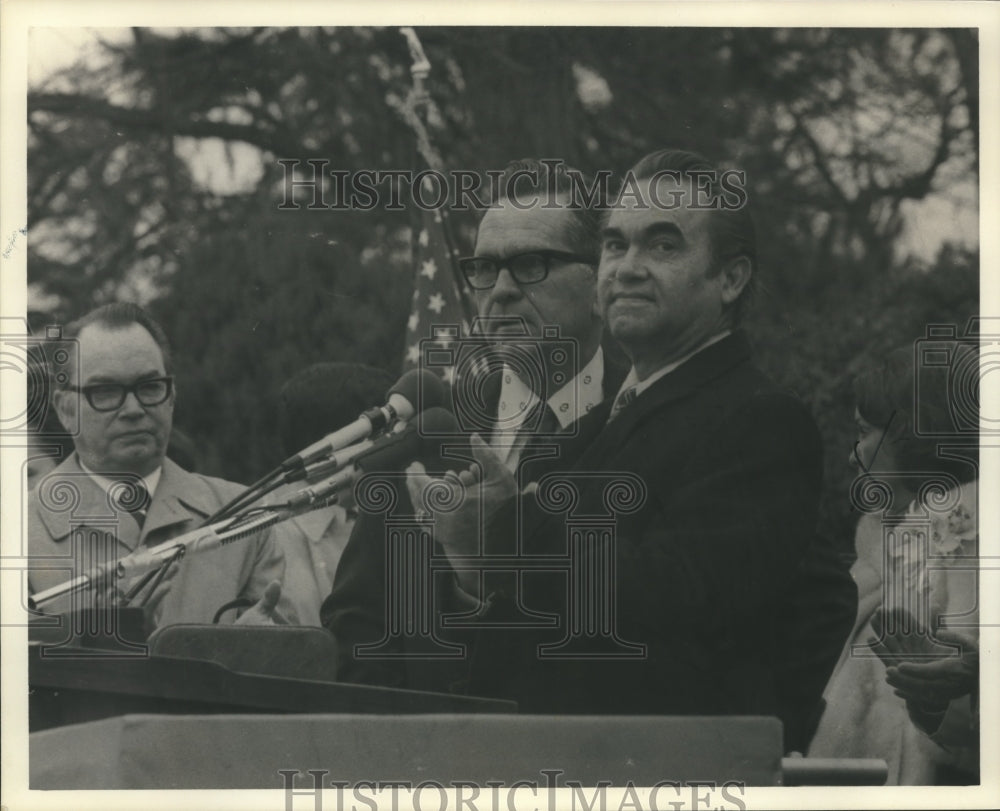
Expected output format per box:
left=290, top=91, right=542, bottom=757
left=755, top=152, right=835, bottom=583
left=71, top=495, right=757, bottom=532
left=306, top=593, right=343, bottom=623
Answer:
left=719, top=256, right=752, bottom=306
left=52, top=388, right=77, bottom=434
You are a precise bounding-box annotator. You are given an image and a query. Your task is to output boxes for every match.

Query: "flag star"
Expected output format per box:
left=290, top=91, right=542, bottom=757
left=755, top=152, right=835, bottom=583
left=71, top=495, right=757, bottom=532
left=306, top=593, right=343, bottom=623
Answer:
left=408, top=312, right=420, bottom=331
left=418, top=229, right=430, bottom=247
left=406, top=344, right=421, bottom=364
left=427, top=293, right=446, bottom=314
left=421, top=259, right=438, bottom=280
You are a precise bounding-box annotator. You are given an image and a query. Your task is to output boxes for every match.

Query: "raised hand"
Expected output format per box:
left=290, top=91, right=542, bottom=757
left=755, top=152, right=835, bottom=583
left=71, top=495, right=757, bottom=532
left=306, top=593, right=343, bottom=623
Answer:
left=885, top=627, right=978, bottom=711
left=235, top=579, right=289, bottom=626
left=405, top=433, right=516, bottom=594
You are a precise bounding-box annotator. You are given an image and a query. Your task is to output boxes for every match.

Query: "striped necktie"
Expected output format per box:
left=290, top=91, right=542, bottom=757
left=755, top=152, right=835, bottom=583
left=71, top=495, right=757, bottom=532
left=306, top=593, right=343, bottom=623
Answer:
left=114, top=479, right=151, bottom=530
left=607, top=386, right=637, bottom=423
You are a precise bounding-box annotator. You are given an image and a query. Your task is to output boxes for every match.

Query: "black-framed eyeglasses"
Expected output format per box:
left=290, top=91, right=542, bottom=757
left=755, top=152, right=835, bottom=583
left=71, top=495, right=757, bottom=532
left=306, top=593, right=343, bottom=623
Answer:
left=459, top=250, right=594, bottom=290
left=853, top=409, right=896, bottom=473
left=70, top=376, right=174, bottom=412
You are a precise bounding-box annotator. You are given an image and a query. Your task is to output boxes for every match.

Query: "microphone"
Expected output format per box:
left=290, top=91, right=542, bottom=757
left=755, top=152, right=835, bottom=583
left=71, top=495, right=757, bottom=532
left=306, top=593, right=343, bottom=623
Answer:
left=28, top=408, right=462, bottom=611
left=286, top=407, right=459, bottom=509
left=297, top=437, right=377, bottom=484
left=280, top=368, right=445, bottom=475
left=29, top=510, right=281, bottom=609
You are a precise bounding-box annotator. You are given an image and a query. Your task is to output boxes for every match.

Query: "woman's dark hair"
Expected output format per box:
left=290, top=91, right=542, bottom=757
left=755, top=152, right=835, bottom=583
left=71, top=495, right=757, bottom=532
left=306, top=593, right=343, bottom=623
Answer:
left=278, top=362, right=395, bottom=456
left=853, top=344, right=977, bottom=483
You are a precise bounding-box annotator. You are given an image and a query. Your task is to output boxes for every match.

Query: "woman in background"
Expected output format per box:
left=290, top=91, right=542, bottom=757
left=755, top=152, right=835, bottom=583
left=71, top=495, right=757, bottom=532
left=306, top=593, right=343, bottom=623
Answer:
left=808, top=344, right=979, bottom=784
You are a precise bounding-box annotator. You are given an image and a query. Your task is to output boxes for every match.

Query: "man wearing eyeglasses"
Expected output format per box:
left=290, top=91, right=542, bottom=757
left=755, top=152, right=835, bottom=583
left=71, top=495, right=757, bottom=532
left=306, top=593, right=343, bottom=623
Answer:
left=27, top=302, right=290, bottom=629
left=325, top=158, right=627, bottom=688
left=394, top=151, right=854, bottom=753
left=450, top=158, right=623, bottom=470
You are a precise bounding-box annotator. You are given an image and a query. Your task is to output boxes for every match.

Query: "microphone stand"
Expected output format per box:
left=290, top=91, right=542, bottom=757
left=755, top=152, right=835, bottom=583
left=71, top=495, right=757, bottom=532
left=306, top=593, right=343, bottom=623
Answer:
left=119, top=506, right=285, bottom=610
left=29, top=510, right=286, bottom=612
left=117, top=546, right=185, bottom=609
left=29, top=417, right=435, bottom=614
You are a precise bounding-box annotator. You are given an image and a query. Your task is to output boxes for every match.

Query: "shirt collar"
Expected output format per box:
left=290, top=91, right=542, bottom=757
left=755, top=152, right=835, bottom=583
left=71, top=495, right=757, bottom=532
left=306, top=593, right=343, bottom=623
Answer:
left=616, top=330, right=732, bottom=402
left=496, top=347, right=605, bottom=431
left=78, top=456, right=162, bottom=499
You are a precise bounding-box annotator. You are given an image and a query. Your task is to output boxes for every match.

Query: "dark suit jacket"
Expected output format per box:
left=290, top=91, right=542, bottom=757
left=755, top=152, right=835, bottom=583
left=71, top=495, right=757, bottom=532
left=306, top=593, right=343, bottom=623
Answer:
left=322, top=351, right=627, bottom=688
left=467, top=332, right=849, bottom=744
left=324, top=334, right=853, bottom=750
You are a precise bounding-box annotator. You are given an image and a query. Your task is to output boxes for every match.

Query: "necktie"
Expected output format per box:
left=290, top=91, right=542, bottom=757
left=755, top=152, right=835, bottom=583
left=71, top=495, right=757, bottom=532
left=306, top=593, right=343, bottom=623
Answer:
left=523, top=400, right=559, bottom=436
left=114, top=479, right=151, bottom=530
left=520, top=400, right=560, bottom=456
left=607, top=386, right=637, bottom=423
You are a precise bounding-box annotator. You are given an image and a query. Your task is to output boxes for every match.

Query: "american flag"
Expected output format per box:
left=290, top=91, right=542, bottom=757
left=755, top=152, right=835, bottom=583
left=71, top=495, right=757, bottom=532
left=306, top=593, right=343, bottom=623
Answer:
left=401, top=187, right=475, bottom=383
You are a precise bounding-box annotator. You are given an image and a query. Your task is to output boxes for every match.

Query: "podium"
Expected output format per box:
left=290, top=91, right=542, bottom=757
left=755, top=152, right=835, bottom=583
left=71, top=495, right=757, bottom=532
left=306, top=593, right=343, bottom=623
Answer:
left=29, top=614, right=513, bottom=732
left=27, top=613, right=887, bottom=788
left=31, top=713, right=787, bottom=788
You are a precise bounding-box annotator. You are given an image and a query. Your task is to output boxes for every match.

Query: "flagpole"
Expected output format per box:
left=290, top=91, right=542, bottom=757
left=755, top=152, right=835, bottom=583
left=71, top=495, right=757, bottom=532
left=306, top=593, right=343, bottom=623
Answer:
left=398, top=27, right=444, bottom=174
left=396, top=27, right=477, bottom=349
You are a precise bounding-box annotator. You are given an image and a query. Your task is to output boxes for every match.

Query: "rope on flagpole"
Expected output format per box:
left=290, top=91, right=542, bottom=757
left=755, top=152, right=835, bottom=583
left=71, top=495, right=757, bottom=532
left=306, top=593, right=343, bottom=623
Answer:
left=400, top=27, right=431, bottom=104
left=392, top=26, right=478, bottom=356
left=393, top=27, right=445, bottom=173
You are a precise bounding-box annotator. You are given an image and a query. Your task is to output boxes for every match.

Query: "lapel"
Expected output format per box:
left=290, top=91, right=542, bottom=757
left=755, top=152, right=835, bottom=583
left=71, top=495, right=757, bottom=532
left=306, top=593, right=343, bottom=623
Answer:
left=35, top=455, right=143, bottom=551
left=35, top=455, right=216, bottom=553
left=600, top=351, right=629, bottom=401
left=544, top=353, right=628, bottom=467
left=510, top=348, right=630, bottom=473
left=576, top=331, right=753, bottom=470
left=520, top=333, right=754, bottom=553
left=140, top=457, right=216, bottom=543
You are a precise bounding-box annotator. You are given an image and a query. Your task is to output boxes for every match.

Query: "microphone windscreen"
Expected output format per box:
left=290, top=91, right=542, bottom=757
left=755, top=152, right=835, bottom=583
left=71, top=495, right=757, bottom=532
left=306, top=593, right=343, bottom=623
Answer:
left=354, top=407, right=465, bottom=474
left=387, top=368, right=446, bottom=415
left=416, top=405, right=459, bottom=435
left=354, top=424, right=423, bottom=473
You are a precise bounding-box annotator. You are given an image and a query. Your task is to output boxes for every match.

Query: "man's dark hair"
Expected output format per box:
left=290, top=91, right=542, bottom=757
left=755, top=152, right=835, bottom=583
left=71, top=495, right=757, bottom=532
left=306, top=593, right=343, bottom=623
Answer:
left=59, top=302, right=173, bottom=384
left=491, top=158, right=606, bottom=265
left=854, top=344, right=977, bottom=484
left=278, top=362, right=396, bottom=456
left=627, top=149, right=757, bottom=324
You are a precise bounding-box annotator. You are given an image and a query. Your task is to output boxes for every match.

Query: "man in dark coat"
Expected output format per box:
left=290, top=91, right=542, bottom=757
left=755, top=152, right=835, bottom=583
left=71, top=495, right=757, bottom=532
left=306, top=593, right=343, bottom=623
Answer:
left=323, top=159, right=627, bottom=689
left=404, top=150, right=854, bottom=752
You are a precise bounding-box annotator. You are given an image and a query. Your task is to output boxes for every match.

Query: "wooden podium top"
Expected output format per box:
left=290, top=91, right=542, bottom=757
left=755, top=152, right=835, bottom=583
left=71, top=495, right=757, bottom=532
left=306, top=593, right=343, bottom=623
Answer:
left=30, top=713, right=786, bottom=789
left=29, top=644, right=514, bottom=731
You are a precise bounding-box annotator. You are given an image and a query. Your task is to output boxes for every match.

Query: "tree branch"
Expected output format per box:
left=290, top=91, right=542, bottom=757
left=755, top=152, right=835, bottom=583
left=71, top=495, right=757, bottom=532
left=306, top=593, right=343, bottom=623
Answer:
left=28, top=92, right=315, bottom=161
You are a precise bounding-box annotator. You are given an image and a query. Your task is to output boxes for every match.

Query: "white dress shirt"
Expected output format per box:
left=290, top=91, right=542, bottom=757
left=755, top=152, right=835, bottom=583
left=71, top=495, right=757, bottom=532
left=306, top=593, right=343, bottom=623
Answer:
left=491, top=347, right=605, bottom=471
left=79, top=457, right=162, bottom=502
